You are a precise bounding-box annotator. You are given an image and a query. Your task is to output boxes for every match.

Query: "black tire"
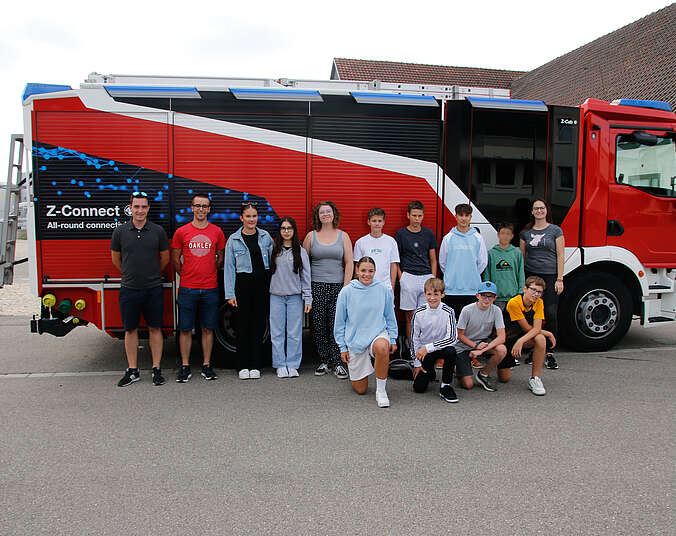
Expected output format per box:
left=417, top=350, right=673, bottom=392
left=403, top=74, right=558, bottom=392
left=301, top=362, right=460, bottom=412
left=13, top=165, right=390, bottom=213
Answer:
left=558, top=272, right=633, bottom=351
left=212, top=302, right=271, bottom=368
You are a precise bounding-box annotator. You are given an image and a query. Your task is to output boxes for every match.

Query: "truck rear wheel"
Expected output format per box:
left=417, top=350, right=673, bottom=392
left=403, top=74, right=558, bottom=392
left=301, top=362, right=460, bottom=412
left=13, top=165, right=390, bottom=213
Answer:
left=213, top=302, right=271, bottom=368
left=559, top=272, right=632, bottom=351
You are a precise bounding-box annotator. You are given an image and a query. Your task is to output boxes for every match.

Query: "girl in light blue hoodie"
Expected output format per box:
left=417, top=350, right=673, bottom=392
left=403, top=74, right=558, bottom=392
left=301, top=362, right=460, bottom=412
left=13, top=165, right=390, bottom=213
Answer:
left=334, top=257, right=398, bottom=408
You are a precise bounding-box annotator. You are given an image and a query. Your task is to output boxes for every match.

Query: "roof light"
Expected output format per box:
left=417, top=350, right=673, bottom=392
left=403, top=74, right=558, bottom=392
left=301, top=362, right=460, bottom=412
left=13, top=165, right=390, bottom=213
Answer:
left=351, top=92, right=438, bottom=107
left=23, top=83, right=73, bottom=102
left=467, top=97, right=548, bottom=112
left=104, top=86, right=201, bottom=98
left=230, top=88, right=323, bottom=102
left=611, top=99, right=672, bottom=112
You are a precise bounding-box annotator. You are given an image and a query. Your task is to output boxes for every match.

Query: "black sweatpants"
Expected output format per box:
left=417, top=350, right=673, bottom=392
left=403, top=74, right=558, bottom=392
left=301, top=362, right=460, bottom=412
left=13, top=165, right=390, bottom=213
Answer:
left=413, top=346, right=457, bottom=393
left=526, top=271, right=559, bottom=341
left=234, top=273, right=269, bottom=371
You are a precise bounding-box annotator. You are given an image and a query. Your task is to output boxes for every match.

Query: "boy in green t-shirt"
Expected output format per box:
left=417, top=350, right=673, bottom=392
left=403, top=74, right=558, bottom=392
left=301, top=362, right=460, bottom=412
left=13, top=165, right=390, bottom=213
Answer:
left=484, top=222, right=525, bottom=310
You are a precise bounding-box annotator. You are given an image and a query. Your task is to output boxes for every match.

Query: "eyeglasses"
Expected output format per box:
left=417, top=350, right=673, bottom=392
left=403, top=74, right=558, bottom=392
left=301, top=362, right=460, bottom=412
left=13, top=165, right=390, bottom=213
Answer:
left=533, top=206, right=546, bottom=212
left=527, top=287, right=543, bottom=295
left=479, top=293, right=496, bottom=299
left=280, top=226, right=294, bottom=231
left=132, top=191, right=148, bottom=198
left=191, top=204, right=210, bottom=209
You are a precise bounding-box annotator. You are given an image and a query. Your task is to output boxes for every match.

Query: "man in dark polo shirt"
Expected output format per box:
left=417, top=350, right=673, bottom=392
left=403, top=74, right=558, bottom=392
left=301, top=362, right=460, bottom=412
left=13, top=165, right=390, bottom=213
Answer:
left=111, top=191, right=170, bottom=387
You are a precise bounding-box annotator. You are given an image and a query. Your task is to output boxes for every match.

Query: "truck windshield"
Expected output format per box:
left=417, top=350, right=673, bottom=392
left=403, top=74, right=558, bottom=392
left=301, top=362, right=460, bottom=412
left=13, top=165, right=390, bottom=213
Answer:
left=616, top=134, right=676, bottom=198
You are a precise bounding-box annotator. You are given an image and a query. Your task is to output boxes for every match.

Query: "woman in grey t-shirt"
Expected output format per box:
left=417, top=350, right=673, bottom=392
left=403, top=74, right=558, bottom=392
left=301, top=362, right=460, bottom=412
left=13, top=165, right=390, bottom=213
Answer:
left=302, top=201, right=354, bottom=378
left=519, top=198, right=564, bottom=370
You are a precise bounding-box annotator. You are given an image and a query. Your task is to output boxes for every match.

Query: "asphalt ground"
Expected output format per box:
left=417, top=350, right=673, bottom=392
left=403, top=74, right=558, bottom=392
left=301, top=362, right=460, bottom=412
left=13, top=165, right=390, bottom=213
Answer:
left=0, top=313, right=674, bottom=536
left=1, top=243, right=674, bottom=534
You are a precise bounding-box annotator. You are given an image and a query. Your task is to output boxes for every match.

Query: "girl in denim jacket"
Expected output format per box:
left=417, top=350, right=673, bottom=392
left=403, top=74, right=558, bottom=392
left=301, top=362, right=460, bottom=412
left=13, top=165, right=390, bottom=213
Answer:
left=224, top=202, right=273, bottom=379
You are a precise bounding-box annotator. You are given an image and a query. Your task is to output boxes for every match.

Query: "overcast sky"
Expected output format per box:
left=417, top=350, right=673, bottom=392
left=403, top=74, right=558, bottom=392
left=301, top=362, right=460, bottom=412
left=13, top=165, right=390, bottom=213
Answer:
left=1, top=0, right=672, bottom=178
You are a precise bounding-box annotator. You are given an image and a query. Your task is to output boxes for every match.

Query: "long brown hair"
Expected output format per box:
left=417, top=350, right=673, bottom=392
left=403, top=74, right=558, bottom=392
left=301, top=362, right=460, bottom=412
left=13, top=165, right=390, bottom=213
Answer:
left=524, top=198, right=553, bottom=230
left=271, top=217, right=303, bottom=274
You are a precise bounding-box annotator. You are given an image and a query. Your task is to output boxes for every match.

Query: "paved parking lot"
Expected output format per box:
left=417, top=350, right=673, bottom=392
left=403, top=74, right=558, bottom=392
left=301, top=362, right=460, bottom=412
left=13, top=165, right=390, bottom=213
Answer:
left=0, top=311, right=674, bottom=535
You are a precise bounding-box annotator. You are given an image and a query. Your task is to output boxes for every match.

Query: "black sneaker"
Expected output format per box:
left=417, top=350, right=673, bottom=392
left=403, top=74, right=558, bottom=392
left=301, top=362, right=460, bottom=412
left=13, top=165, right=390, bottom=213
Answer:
left=117, top=368, right=140, bottom=387
left=439, top=385, right=459, bottom=403
left=152, top=367, right=165, bottom=386
left=176, top=365, right=192, bottom=383
left=475, top=371, right=497, bottom=392
left=524, top=353, right=533, bottom=365
left=201, top=364, right=217, bottom=381
left=545, top=353, right=559, bottom=370
left=413, top=370, right=432, bottom=393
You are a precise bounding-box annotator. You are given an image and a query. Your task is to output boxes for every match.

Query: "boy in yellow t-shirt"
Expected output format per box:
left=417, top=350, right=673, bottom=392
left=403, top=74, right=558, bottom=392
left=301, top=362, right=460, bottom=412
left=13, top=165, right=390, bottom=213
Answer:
left=504, top=275, right=556, bottom=396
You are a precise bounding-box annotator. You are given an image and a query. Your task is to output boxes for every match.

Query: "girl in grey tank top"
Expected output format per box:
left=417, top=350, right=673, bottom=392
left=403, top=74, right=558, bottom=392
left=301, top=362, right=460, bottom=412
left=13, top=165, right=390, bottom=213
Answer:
left=310, top=230, right=344, bottom=284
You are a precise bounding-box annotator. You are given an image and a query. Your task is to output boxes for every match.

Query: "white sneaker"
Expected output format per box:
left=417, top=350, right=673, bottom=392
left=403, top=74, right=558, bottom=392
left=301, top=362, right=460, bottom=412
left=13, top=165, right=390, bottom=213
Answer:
left=375, top=390, right=390, bottom=408
left=249, top=369, right=261, bottom=379
left=287, top=368, right=299, bottom=378
left=528, top=376, right=546, bottom=396
left=276, top=367, right=289, bottom=378
left=238, top=369, right=250, bottom=380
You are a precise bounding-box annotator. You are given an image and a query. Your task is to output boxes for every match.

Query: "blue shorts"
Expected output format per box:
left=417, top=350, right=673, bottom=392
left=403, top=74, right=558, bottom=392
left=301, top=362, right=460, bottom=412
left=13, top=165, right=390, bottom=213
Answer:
left=119, top=285, right=164, bottom=331
left=177, top=287, right=220, bottom=331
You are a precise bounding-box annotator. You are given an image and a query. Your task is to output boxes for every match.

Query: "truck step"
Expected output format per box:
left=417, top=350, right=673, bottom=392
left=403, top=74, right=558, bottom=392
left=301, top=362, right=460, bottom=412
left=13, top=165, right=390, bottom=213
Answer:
left=649, top=284, right=671, bottom=290
left=648, top=316, right=673, bottom=323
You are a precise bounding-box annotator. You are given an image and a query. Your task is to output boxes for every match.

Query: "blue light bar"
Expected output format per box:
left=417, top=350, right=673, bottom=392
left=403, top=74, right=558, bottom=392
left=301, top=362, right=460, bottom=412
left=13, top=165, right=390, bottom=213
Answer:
left=23, top=83, right=73, bottom=102
left=611, top=99, right=672, bottom=112
left=467, top=97, right=548, bottom=112
left=230, top=88, right=323, bottom=102
left=351, top=92, right=438, bottom=107
left=104, top=86, right=201, bottom=98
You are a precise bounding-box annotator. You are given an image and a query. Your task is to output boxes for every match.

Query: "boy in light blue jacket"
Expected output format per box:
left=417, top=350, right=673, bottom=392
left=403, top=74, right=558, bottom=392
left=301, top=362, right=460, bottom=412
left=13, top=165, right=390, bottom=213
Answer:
left=438, top=203, right=488, bottom=318
left=334, top=256, right=398, bottom=408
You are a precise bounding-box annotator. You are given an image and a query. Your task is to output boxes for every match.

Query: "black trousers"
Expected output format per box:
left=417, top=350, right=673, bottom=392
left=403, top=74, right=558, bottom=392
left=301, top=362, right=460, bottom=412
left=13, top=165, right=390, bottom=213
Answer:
left=234, top=273, right=269, bottom=371
left=413, top=347, right=457, bottom=393
left=526, top=271, right=559, bottom=340
left=442, top=295, right=476, bottom=319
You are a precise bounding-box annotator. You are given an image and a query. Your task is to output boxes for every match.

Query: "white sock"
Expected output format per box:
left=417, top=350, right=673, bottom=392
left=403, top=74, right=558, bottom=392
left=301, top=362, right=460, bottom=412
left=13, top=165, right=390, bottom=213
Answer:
left=376, top=378, right=387, bottom=393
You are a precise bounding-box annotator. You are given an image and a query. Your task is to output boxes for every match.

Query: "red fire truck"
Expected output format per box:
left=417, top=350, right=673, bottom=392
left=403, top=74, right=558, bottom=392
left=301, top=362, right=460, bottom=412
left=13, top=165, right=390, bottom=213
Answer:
left=10, top=73, right=676, bottom=354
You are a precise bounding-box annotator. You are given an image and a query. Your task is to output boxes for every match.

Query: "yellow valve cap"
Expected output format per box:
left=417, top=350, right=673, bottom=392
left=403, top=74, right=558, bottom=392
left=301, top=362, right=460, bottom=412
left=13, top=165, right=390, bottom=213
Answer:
left=42, top=294, right=57, bottom=307
left=74, top=299, right=86, bottom=311
left=72, top=317, right=80, bottom=325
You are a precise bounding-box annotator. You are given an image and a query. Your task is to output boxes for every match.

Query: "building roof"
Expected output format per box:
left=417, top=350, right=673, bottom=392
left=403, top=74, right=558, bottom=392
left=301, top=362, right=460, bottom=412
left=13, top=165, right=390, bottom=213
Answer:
left=331, top=58, right=526, bottom=90
left=511, top=4, right=676, bottom=107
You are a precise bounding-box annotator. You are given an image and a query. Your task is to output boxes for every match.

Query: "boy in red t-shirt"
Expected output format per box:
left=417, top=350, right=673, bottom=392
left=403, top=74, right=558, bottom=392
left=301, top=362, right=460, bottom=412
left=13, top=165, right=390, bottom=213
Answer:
left=171, top=193, right=225, bottom=382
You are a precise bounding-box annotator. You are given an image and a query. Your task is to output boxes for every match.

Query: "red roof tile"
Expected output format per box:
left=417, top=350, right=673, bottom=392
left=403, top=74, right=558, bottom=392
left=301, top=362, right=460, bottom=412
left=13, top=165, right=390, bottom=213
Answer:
left=332, top=58, right=526, bottom=90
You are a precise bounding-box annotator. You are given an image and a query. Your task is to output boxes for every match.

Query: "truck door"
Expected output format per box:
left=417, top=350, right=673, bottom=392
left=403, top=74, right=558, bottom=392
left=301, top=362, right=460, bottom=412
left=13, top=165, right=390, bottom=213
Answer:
left=608, top=126, right=676, bottom=266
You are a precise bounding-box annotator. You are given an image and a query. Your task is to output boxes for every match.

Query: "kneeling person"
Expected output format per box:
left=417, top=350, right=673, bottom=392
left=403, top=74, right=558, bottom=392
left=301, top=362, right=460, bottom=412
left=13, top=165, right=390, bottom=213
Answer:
left=410, top=278, right=459, bottom=403
left=454, top=281, right=508, bottom=392
left=504, top=275, right=557, bottom=396
left=334, top=257, right=398, bottom=408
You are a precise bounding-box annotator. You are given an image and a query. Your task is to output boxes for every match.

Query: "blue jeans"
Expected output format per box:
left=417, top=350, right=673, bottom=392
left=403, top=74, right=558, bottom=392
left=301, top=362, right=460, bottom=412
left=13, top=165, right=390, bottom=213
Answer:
left=269, top=294, right=304, bottom=369
left=176, top=287, right=219, bottom=331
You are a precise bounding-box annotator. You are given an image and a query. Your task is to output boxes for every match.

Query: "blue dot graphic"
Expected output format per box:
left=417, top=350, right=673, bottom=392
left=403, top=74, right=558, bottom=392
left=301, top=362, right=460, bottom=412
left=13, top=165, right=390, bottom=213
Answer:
left=70, top=179, right=76, bottom=184
left=84, top=191, right=91, bottom=198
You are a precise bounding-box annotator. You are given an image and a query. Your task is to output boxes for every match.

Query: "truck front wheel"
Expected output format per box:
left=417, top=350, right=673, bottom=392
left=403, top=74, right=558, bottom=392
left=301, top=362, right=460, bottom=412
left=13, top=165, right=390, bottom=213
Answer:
left=558, top=272, right=633, bottom=352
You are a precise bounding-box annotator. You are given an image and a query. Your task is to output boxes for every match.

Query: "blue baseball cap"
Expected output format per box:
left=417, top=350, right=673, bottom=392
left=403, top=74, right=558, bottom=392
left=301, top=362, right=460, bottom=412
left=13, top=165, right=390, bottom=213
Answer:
left=477, top=281, right=498, bottom=295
